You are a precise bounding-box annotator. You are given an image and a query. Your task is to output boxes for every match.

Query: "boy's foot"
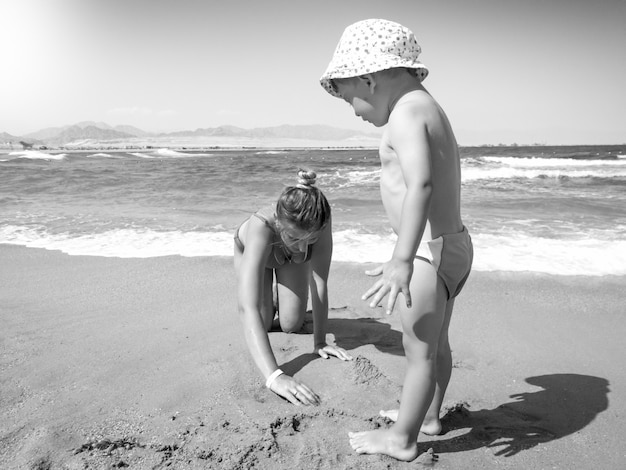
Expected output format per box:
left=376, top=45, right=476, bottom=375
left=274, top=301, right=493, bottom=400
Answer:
left=379, top=409, right=442, bottom=436
left=348, top=429, right=418, bottom=461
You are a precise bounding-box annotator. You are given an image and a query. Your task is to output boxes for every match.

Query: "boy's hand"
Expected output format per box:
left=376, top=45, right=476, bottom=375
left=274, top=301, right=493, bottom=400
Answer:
left=269, top=374, right=321, bottom=406
left=362, top=259, right=413, bottom=315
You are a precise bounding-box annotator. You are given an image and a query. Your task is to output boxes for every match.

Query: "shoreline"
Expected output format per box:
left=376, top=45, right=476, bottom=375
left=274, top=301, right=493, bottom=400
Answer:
left=2, top=143, right=625, bottom=154
left=1, top=245, right=624, bottom=469
left=2, top=241, right=625, bottom=278
left=0, top=145, right=380, bottom=154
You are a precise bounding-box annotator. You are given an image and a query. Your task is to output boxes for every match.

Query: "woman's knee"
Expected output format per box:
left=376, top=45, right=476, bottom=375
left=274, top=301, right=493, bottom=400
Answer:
left=279, top=310, right=305, bottom=333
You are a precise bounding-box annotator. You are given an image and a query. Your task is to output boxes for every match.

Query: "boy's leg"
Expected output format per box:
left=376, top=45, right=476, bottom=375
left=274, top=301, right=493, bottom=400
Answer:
left=394, top=260, right=448, bottom=438
left=422, top=297, right=454, bottom=434
left=382, top=296, right=454, bottom=434
left=349, top=259, right=448, bottom=460
left=274, top=262, right=310, bottom=333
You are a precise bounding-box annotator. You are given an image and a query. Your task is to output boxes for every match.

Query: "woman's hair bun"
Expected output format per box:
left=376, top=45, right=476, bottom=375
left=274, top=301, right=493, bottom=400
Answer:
left=296, top=169, right=317, bottom=187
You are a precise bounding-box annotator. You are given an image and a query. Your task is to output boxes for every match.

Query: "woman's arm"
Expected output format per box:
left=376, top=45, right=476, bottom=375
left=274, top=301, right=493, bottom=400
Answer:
left=236, top=216, right=321, bottom=405
left=236, top=216, right=279, bottom=378
left=309, top=219, right=352, bottom=361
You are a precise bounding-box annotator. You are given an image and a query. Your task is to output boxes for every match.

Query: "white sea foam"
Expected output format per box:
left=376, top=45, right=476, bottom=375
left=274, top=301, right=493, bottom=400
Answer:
left=255, top=150, right=287, bottom=155
left=155, top=148, right=194, bottom=157
left=462, top=165, right=626, bottom=181
left=6, top=150, right=67, bottom=160
left=86, top=153, right=121, bottom=158
left=324, top=168, right=380, bottom=188
left=128, top=152, right=156, bottom=158
left=0, top=226, right=233, bottom=258
left=463, top=156, right=626, bottom=180
left=2, top=225, right=624, bottom=276
left=126, top=149, right=214, bottom=158
left=332, top=229, right=394, bottom=262
left=481, top=156, right=626, bottom=167
left=471, top=233, right=626, bottom=276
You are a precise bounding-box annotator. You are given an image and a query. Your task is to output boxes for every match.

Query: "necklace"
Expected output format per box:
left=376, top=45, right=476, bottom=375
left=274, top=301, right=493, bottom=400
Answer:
left=282, top=245, right=293, bottom=263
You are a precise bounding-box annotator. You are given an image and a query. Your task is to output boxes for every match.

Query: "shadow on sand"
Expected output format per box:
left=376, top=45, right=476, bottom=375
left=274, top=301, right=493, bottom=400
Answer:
left=304, top=308, right=404, bottom=355
left=278, top=310, right=403, bottom=377
left=272, top=311, right=609, bottom=459
left=421, top=374, right=609, bottom=457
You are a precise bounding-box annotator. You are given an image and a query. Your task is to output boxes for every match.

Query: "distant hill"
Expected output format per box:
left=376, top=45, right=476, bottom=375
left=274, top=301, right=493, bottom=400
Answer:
left=1, top=131, right=45, bottom=149
left=25, top=122, right=139, bottom=141
left=3, top=122, right=381, bottom=148
left=164, top=124, right=379, bottom=141
left=1, top=131, right=21, bottom=142
left=114, top=124, right=152, bottom=137
left=46, top=125, right=135, bottom=145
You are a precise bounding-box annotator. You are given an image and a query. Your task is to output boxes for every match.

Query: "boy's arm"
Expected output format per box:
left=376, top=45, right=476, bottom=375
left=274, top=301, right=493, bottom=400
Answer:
left=363, top=105, right=432, bottom=314
left=309, top=220, right=352, bottom=361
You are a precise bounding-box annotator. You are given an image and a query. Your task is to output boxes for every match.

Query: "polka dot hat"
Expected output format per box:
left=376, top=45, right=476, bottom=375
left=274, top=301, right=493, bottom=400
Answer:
left=320, top=19, right=429, bottom=98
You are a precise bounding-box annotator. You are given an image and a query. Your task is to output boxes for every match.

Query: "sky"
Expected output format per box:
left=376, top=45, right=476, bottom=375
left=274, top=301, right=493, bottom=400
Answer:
left=1, top=0, right=625, bottom=145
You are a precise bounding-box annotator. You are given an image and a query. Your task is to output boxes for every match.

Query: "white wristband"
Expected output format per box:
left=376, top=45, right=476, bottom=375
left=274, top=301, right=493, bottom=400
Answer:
left=265, top=369, right=284, bottom=389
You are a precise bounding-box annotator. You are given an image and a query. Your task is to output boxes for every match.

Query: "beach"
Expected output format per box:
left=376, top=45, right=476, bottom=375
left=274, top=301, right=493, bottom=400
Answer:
left=2, top=244, right=625, bottom=469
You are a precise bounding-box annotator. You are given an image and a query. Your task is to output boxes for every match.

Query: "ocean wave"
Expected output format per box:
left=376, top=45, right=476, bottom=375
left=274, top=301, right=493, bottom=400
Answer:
left=123, top=149, right=215, bottom=158
left=0, top=225, right=233, bottom=258
left=255, top=150, right=288, bottom=155
left=462, top=156, right=626, bottom=181
left=471, top=233, right=626, bottom=276
left=323, top=168, right=380, bottom=188
left=155, top=148, right=197, bottom=157
left=86, top=153, right=123, bottom=158
left=462, top=166, right=626, bottom=181
left=128, top=152, right=156, bottom=158
left=480, top=156, right=626, bottom=167
left=2, top=225, right=624, bottom=276
left=4, top=150, right=67, bottom=161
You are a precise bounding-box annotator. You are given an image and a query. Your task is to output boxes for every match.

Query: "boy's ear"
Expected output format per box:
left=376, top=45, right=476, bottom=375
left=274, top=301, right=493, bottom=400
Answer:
left=358, top=74, right=377, bottom=93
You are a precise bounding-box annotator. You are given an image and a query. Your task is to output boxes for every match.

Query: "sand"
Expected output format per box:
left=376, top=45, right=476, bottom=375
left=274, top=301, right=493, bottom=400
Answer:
left=1, top=244, right=625, bottom=469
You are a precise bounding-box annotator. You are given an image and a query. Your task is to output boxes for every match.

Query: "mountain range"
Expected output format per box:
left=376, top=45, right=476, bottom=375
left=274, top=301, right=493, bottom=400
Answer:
left=1, top=122, right=381, bottom=148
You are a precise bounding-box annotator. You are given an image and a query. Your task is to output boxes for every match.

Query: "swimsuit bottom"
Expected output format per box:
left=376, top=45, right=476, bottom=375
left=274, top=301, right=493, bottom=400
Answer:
left=415, top=226, right=473, bottom=300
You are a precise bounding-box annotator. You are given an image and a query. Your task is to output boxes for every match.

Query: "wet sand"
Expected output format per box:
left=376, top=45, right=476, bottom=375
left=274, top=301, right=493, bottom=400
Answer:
left=1, top=244, right=624, bottom=469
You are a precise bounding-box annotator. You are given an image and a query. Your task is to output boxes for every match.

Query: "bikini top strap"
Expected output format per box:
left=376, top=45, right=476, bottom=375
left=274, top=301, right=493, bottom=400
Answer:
left=251, top=207, right=275, bottom=230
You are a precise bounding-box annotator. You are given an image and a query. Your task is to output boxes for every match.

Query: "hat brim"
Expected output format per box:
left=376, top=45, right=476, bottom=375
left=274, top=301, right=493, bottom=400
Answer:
left=320, top=57, right=429, bottom=98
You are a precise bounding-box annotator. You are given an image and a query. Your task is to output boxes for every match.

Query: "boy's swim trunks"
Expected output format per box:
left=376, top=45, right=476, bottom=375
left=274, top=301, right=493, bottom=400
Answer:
left=415, top=226, right=473, bottom=299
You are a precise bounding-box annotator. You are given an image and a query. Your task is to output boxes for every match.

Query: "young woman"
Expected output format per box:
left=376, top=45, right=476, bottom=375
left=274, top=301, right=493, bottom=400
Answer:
left=234, top=169, right=352, bottom=406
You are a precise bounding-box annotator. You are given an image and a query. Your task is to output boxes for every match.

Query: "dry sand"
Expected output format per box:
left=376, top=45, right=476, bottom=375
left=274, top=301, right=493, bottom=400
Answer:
left=1, top=245, right=624, bottom=469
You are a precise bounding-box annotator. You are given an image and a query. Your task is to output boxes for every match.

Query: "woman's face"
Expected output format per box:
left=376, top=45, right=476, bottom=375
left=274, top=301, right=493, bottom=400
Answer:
left=279, top=223, right=322, bottom=254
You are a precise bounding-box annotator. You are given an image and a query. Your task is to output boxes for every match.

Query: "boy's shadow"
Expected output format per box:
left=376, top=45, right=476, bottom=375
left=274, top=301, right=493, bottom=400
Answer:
left=274, top=313, right=609, bottom=458
left=422, top=374, right=609, bottom=457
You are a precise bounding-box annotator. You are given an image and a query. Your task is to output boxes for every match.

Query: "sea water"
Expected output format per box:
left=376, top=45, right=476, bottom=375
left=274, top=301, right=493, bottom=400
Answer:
left=1, top=145, right=625, bottom=276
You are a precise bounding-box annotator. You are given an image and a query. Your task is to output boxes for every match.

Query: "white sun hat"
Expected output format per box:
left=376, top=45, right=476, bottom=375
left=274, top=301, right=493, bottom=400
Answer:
left=320, top=18, right=429, bottom=98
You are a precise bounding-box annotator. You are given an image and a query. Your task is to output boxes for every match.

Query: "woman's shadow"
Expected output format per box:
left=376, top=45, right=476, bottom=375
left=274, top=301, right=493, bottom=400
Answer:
left=419, top=374, right=609, bottom=457
left=277, top=309, right=404, bottom=375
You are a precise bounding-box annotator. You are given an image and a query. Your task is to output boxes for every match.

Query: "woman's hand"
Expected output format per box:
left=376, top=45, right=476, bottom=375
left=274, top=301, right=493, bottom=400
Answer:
left=269, top=374, right=321, bottom=406
left=316, top=343, right=353, bottom=361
